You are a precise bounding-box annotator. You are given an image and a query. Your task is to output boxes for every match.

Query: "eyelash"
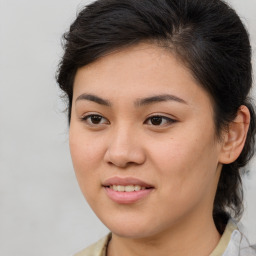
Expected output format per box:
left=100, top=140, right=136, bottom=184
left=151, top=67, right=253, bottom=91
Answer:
left=144, top=115, right=176, bottom=126
left=81, top=114, right=177, bottom=127
left=81, top=114, right=109, bottom=125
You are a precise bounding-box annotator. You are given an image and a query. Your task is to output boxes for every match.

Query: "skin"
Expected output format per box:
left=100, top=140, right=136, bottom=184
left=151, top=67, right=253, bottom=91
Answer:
left=69, top=43, right=250, bottom=256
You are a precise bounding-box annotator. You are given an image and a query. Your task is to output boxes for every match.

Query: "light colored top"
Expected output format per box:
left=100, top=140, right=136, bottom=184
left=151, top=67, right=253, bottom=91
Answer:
left=74, top=220, right=256, bottom=256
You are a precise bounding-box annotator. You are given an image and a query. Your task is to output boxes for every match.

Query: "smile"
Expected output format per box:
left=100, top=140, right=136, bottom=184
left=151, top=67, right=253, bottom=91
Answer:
left=110, top=185, right=146, bottom=192
left=102, top=177, right=154, bottom=204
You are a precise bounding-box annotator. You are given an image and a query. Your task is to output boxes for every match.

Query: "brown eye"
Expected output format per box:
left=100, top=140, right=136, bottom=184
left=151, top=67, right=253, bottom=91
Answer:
left=144, top=115, right=176, bottom=126
left=82, top=114, right=109, bottom=125
left=90, top=115, right=103, bottom=124
left=150, top=116, right=163, bottom=126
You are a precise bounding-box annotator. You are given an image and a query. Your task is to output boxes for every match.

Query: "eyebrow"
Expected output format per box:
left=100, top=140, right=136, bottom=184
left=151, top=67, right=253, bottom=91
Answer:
left=76, top=93, right=111, bottom=107
left=134, top=94, right=187, bottom=107
left=75, top=93, right=187, bottom=107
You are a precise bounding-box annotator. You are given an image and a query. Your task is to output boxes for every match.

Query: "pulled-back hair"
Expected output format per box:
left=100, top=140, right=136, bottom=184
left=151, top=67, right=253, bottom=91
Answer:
left=56, top=0, right=256, bottom=233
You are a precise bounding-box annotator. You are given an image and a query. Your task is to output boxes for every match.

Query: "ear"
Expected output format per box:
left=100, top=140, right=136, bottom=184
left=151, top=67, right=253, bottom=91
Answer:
left=219, top=105, right=250, bottom=164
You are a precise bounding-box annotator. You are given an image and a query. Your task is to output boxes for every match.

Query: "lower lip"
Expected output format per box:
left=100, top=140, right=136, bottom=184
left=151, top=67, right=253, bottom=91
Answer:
left=104, top=187, right=153, bottom=204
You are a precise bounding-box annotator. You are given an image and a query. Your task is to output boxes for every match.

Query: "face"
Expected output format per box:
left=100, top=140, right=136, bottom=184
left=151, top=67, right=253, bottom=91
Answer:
left=69, top=43, right=224, bottom=239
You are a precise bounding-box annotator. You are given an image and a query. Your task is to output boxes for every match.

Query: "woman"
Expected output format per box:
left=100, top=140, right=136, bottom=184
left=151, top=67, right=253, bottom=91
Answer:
left=57, top=0, right=256, bottom=255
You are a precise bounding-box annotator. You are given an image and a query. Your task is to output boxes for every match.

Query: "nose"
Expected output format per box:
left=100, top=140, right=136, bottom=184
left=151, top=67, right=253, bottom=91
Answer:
left=104, top=126, right=146, bottom=168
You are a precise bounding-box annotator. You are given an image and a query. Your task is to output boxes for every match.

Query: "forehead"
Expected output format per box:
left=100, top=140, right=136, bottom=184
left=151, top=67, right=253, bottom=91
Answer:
left=73, top=43, right=213, bottom=110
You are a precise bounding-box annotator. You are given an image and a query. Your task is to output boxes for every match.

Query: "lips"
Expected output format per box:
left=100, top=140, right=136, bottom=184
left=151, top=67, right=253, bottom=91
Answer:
left=102, top=176, right=154, bottom=204
left=102, top=176, right=154, bottom=188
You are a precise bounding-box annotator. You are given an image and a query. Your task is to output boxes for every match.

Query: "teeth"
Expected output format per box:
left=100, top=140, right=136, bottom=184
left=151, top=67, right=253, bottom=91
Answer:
left=117, top=185, right=125, bottom=192
left=110, top=185, right=146, bottom=192
left=135, top=185, right=141, bottom=191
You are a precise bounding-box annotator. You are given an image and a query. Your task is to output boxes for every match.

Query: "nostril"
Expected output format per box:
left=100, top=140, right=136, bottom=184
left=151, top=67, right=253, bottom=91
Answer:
left=104, top=140, right=146, bottom=167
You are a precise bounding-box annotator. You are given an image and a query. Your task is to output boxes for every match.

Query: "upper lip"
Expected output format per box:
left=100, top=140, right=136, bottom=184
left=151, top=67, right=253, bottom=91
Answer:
left=102, top=176, right=154, bottom=188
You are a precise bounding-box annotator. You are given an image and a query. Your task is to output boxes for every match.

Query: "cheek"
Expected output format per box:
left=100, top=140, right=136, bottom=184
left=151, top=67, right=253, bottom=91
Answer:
left=70, top=126, right=105, bottom=165
left=148, top=135, right=209, bottom=172
left=69, top=128, right=106, bottom=192
left=148, top=128, right=219, bottom=196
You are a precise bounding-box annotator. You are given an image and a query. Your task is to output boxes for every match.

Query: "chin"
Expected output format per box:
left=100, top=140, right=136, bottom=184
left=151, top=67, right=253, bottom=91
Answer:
left=111, top=228, right=154, bottom=239
left=102, top=217, right=163, bottom=239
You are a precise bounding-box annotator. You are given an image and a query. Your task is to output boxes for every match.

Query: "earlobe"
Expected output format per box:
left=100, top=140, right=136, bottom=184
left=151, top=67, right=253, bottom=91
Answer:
left=219, top=105, right=250, bottom=164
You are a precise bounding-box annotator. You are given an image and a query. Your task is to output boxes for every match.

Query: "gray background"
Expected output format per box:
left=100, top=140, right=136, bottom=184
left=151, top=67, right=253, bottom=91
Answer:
left=0, top=0, right=255, bottom=255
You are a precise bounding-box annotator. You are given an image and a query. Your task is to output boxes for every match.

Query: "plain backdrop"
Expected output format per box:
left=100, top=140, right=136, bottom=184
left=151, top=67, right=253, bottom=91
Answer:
left=0, top=0, right=255, bottom=255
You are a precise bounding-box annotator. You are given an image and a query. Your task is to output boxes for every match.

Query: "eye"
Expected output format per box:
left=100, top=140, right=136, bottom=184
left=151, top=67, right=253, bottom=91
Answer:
left=81, top=114, right=109, bottom=125
left=144, top=115, right=176, bottom=126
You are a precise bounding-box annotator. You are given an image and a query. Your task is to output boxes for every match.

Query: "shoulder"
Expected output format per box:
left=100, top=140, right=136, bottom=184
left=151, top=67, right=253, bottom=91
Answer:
left=239, top=233, right=256, bottom=256
left=223, top=220, right=256, bottom=256
left=73, top=234, right=111, bottom=256
left=211, top=219, right=256, bottom=256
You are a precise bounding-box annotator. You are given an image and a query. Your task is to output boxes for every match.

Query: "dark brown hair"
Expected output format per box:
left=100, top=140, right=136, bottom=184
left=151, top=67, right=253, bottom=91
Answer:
left=56, top=0, right=256, bottom=233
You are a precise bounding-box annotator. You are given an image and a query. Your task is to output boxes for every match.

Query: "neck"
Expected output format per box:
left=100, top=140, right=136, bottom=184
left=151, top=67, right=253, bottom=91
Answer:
left=107, top=215, right=221, bottom=256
